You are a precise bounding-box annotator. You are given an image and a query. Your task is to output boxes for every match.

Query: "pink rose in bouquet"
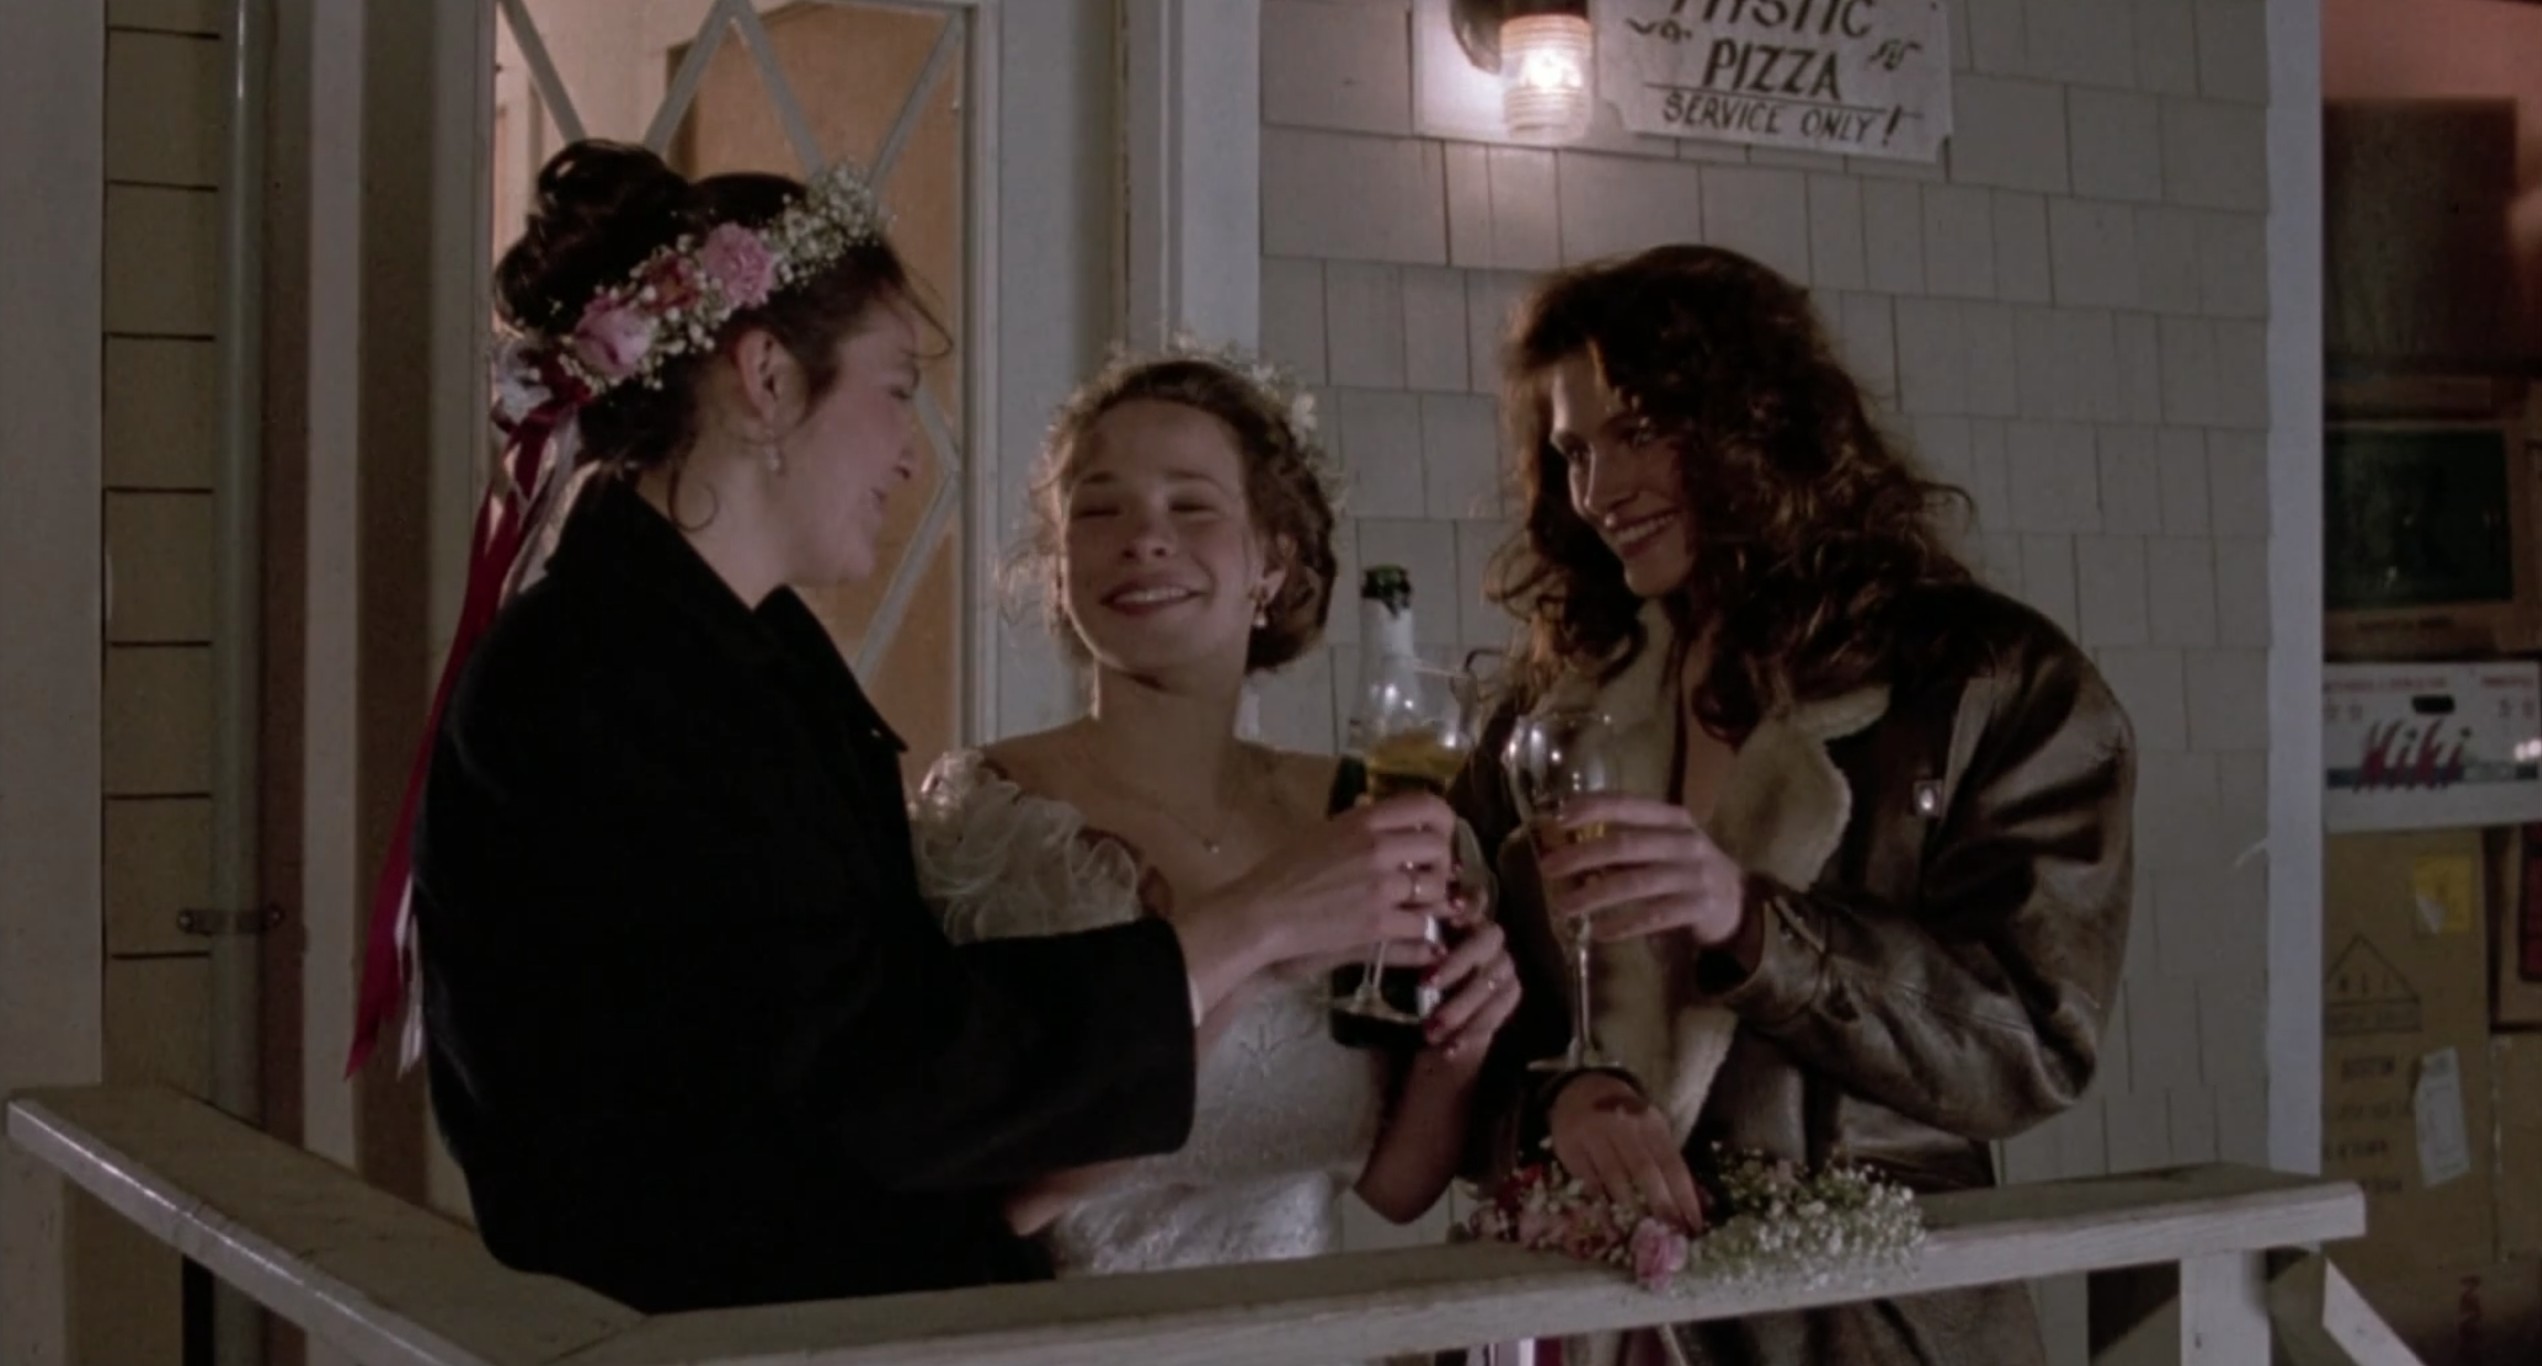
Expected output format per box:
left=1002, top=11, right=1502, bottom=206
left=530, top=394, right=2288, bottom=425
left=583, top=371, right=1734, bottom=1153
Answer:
left=1628, top=1216, right=1690, bottom=1291
left=1463, top=1160, right=1692, bottom=1290
left=1464, top=1148, right=1924, bottom=1293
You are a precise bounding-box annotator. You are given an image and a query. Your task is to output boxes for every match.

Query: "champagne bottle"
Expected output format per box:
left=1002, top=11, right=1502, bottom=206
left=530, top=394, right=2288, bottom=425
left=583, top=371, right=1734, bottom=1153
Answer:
left=1331, top=564, right=1440, bottom=1050
left=1359, top=566, right=1462, bottom=800
left=1346, top=564, right=1416, bottom=751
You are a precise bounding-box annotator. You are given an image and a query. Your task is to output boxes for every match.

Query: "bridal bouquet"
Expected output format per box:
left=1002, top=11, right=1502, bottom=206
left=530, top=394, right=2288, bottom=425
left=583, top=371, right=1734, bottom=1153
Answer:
left=1460, top=1146, right=1926, bottom=1293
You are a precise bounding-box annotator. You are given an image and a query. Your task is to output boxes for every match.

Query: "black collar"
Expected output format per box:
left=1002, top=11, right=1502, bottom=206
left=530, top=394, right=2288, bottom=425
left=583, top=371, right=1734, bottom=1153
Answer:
left=544, top=477, right=905, bottom=753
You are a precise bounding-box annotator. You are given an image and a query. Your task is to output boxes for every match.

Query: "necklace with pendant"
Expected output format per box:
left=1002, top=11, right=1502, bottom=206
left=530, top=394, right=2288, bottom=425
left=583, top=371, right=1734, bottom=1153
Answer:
left=1069, top=726, right=1272, bottom=857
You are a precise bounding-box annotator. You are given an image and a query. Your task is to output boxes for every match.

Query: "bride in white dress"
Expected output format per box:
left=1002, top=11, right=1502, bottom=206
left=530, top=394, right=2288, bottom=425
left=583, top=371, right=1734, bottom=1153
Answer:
left=911, top=344, right=1523, bottom=1274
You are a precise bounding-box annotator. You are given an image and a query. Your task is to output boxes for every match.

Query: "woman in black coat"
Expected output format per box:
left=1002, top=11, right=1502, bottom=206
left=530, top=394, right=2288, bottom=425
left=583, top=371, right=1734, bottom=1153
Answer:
left=350, top=141, right=1455, bottom=1313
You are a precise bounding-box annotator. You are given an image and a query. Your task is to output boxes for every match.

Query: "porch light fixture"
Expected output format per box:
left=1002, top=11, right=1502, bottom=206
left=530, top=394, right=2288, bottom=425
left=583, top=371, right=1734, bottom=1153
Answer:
left=1451, top=0, right=1595, bottom=145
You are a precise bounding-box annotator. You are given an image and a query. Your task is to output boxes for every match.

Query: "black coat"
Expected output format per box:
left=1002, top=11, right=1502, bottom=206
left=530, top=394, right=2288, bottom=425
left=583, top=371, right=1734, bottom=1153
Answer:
left=413, top=478, right=1197, bottom=1312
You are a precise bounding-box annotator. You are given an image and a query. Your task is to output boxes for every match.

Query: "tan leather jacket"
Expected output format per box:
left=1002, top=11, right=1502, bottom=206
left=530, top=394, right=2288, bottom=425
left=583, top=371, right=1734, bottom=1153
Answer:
left=1458, top=583, right=2136, bottom=1366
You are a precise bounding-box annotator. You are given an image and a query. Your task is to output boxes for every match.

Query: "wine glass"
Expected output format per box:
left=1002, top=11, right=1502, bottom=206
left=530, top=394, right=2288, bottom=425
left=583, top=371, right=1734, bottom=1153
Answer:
left=1329, top=657, right=1482, bottom=1047
left=1503, top=706, right=1625, bottom=1073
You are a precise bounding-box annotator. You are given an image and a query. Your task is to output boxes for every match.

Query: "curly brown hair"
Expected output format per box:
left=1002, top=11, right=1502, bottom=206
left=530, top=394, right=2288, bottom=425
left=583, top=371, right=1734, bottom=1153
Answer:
left=1016, top=356, right=1340, bottom=674
left=1490, top=244, right=1975, bottom=738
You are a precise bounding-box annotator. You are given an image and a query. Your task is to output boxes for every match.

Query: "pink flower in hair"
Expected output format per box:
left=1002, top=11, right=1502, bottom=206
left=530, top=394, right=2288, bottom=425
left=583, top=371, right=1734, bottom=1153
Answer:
left=571, top=296, right=656, bottom=383
left=698, top=223, right=776, bottom=307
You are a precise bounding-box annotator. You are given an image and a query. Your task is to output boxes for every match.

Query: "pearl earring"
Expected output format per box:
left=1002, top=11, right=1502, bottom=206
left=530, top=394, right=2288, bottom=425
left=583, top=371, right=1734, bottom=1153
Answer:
left=1252, top=588, right=1271, bottom=630
left=762, top=443, right=784, bottom=475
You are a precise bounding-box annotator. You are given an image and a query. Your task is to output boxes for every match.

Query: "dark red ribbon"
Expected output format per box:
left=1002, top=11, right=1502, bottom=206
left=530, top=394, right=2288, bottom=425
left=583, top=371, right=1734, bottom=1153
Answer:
left=345, top=397, right=573, bottom=1077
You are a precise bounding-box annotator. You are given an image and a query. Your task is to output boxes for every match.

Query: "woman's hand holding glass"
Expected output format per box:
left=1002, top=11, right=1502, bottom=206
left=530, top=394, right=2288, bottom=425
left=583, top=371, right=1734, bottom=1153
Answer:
left=1178, top=793, right=1456, bottom=1009
left=1503, top=708, right=1625, bottom=1072
left=1533, top=794, right=1749, bottom=951
left=1329, top=659, right=1485, bottom=1032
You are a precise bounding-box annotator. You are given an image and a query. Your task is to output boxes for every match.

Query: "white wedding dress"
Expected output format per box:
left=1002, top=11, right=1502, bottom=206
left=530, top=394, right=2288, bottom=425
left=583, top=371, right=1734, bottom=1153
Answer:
left=909, top=749, right=1389, bottom=1276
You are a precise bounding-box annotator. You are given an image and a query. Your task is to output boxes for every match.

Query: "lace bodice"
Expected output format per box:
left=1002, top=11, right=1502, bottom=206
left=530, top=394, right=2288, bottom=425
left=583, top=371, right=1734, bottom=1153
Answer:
left=910, top=749, right=1387, bottom=1276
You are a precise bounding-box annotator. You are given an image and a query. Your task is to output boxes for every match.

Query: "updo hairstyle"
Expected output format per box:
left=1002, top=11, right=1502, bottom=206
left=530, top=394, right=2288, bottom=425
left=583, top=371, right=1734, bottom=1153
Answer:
left=493, top=139, right=920, bottom=474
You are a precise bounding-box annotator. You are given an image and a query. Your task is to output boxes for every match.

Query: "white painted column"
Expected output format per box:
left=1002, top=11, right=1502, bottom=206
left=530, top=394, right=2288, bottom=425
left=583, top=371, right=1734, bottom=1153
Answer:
left=2263, top=0, right=2326, bottom=1178
left=266, top=8, right=373, bottom=1361
left=977, top=0, right=1131, bottom=739
left=268, top=0, right=366, bottom=1174
left=2089, top=1254, right=2274, bottom=1366
left=1123, top=0, right=1265, bottom=734
left=0, top=3, right=107, bottom=1363
left=1122, top=0, right=1263, bottom=352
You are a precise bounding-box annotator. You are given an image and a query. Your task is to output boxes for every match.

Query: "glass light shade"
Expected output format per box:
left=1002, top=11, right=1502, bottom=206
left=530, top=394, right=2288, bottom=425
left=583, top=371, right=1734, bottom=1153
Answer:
left=1499, top=13, right=1593, bottom=144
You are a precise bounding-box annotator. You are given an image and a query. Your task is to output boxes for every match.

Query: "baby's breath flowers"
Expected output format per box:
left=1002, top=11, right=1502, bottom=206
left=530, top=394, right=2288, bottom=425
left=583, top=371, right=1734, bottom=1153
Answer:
left=536, top=161, right=890, bottom=400
left=1155, top=332, right=1324, bottom=453
left=1684, top=1148, right=1926, bottom=1290
left=1462, top=1146, right=1926, bottom=1294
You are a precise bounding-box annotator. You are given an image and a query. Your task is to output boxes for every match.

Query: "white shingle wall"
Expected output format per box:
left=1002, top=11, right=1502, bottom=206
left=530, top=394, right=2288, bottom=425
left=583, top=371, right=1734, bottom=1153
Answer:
left=1258, top=5, right=2272, bottom=1354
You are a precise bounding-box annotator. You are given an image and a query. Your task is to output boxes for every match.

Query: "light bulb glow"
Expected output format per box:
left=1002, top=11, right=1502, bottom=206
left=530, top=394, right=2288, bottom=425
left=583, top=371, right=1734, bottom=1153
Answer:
left=1500, top=14, right=1593, bottom=144
left=1513, top=47, right=1582, bottom=92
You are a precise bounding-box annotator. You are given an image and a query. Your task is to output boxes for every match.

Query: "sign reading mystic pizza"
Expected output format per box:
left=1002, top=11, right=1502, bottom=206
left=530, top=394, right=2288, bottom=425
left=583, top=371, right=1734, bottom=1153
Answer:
left=1595, top=0, right=1952, bottom=162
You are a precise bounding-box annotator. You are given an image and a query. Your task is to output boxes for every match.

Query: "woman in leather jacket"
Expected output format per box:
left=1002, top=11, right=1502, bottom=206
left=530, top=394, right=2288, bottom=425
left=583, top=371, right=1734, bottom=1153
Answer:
left=1454, top=243, right=2137, bottom=1366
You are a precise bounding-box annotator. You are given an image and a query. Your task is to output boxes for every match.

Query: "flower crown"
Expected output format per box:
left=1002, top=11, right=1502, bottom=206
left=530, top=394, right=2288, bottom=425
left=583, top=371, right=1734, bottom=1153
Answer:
left=1151, top=333, right=1320, bottom=446
left=1098, top=333, right=1346, bottom=515
left=493, top=160, right=891, bottom=423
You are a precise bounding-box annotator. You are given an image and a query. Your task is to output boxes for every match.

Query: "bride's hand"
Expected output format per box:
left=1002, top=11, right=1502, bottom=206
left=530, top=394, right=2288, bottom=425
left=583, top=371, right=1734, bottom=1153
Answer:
left=1414, top=916, right=1519, bottom=1065
left=1177, top=793, right=1456, bottom=1004
left=1242, top=793, right=1459, bottom=961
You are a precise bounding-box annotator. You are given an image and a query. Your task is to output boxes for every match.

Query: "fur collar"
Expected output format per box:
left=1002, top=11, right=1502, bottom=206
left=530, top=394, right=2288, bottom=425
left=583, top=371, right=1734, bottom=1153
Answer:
left=1526, top=602, right=1888, bottom=1143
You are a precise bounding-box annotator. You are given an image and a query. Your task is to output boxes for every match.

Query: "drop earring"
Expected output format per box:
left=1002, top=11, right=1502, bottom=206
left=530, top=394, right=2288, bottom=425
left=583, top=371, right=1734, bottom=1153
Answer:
left=762, top=442, right=785, bottom=475
left=1251, top=587, right=1271, bottom=630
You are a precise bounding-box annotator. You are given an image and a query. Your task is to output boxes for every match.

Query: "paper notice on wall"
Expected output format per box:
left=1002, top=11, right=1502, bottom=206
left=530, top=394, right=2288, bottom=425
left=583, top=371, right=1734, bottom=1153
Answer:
left=1594, top=0, right=1952, bottom=162
left=2413, top=1046, right=2472, bottom=1188
left=2409, top=854, right=2477, bottom=936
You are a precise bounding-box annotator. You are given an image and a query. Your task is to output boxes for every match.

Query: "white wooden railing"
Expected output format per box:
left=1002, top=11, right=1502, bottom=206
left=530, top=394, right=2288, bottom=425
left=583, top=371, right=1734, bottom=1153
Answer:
left=8, top=1086, right=2384, bottom=1366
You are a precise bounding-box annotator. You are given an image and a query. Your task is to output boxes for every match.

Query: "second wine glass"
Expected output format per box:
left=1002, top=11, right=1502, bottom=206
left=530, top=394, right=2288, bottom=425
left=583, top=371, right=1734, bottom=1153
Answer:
left=1503, top=706, right=1624, bottom=1073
